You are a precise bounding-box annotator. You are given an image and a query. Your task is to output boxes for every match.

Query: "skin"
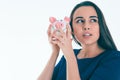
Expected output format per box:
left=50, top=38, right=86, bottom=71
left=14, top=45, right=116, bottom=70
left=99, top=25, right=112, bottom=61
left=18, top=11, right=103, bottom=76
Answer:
left=37, top=6, right=104, bottom=80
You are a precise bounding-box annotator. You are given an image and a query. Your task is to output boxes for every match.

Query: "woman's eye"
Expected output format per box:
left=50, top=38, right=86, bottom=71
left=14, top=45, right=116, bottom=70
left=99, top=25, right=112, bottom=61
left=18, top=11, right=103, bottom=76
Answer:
left=90, top=19, right=98, bottom=23
left=76, top=19, right=84, bottom=24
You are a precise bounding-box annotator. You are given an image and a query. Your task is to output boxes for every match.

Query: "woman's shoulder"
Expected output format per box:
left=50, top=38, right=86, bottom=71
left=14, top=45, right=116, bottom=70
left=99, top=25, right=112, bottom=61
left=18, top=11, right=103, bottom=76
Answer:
left=100, top=49, right=120, bottom=63
left=90, top=50, right=120, bottom=80
left=104, top=49, right=120, bottom=58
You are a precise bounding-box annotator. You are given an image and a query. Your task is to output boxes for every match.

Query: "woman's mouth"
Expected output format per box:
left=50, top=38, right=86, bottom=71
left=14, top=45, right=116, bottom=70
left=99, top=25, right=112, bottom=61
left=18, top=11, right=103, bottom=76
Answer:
left=83, top=33, right=92, bottom=37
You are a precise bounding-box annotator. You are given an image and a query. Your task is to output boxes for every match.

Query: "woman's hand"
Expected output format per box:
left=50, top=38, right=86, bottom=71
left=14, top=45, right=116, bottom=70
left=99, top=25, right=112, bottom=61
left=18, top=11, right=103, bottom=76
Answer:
left=52, top=24, right=73, bottom=59
left=47, top=24, right=60, bottom=54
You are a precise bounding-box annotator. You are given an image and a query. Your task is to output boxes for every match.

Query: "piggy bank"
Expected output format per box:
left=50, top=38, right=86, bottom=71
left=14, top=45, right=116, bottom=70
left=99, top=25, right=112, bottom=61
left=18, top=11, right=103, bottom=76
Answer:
left=49, top=16, right=70, bottom=35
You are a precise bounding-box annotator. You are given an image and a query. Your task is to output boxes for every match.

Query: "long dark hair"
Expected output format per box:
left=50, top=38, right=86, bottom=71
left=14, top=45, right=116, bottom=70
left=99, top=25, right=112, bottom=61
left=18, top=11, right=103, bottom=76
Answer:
left=70, top=1, right=117, bottom=50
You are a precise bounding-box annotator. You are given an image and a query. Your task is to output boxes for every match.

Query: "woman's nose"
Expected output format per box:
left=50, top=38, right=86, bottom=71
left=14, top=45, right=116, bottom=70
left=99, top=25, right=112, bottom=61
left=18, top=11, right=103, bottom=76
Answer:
left=83, top=23, right=90, bottom=30
left=83, top=27, right=90, bottom=30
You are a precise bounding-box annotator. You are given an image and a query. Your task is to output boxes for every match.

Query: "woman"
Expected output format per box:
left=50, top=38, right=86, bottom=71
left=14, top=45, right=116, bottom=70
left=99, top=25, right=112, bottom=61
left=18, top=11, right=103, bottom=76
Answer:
left=38, top=1, right=120, bottom=80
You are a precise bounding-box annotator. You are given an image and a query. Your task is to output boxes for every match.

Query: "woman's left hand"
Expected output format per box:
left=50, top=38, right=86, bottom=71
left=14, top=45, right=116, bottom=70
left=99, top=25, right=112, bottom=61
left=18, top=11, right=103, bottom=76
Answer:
left=52, top=24, right=74, bottom=59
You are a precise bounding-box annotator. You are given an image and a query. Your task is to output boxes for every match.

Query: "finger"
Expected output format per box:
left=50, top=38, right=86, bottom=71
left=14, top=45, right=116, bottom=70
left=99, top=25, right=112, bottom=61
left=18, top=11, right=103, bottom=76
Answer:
left=57, top=27, right=66, bottom=38
left=47, top=24, right=52, bottom=36
left=53, top=34, right=63, bottom=42
left=51, top=30, right=58, bottom=41
left=66, top=24, right=72, bottom=39
left=50, top=38, right=57, bottom=44
left=51, top=38, right=62, bottom=46
left=58, top=27, right=64, bottom=34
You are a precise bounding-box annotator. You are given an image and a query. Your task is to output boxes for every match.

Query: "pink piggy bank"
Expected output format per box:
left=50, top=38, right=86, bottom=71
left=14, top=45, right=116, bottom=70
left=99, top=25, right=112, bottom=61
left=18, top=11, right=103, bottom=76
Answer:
left=49, top=16, right=70, bottom=35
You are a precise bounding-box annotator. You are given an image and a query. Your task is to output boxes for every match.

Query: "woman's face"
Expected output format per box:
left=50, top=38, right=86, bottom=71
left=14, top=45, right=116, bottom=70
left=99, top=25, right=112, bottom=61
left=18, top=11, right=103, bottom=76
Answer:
left=72, top=6, right=100, bottom=46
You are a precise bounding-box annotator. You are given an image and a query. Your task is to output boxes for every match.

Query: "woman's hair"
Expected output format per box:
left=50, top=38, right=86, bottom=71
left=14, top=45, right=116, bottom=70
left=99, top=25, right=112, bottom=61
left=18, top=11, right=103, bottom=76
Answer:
left=70, top=1, right=117, bottom=50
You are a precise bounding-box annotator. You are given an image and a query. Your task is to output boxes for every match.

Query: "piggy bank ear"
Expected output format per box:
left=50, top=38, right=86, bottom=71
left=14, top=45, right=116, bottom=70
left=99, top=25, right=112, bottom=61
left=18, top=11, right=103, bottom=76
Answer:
left=49, top=17, right=57, bottom=23
left=64, top=16, right=70, bottom=23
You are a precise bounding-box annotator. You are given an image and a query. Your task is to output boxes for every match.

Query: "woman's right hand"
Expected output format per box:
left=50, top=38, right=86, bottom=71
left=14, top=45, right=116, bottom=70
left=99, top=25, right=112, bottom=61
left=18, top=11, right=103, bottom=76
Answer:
left=47, top=24, right=60, bottom=54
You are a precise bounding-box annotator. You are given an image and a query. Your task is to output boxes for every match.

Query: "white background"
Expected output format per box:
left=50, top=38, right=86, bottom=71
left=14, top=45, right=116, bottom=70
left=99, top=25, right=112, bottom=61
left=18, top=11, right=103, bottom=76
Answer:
left=0, top=0, right=120, bottom=80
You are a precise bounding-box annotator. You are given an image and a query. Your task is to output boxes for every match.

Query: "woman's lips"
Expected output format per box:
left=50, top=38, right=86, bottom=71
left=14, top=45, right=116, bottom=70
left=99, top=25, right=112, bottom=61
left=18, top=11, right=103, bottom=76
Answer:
left=83, top=33, right=92, bottom=37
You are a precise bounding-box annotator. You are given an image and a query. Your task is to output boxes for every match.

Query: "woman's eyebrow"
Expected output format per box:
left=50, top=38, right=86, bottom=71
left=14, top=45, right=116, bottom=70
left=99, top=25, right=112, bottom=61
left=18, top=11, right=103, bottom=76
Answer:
left=74, top=16, right=83, bottom=20
left=74, top=16, right=98, bottom=21
left=89, top=16, right=98, bottom=18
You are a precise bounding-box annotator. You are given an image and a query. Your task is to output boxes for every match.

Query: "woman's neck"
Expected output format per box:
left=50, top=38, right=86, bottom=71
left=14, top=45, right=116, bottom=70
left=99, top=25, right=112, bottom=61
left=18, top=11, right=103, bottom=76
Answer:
left=77, top=43, right=105, bottom=59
